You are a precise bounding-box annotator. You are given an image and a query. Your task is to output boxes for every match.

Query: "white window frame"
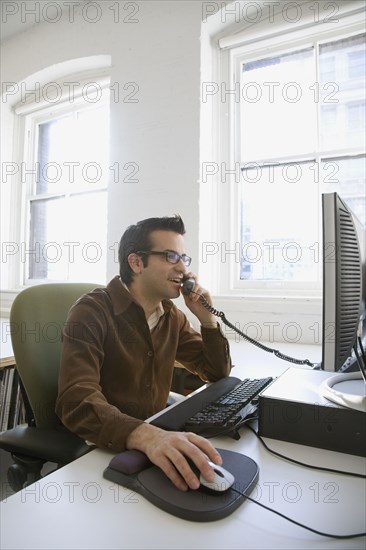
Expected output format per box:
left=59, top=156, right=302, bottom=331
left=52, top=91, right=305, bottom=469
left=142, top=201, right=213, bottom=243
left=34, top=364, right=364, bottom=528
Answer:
left=215, top=11, right=365, bottom=300
left=198, top=3, right=365, bottom=344
left=14, top=73, right=110, bottom=287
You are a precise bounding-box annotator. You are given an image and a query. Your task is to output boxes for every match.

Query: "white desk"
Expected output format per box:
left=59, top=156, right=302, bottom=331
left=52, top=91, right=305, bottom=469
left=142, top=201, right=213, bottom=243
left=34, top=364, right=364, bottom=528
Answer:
left=1, top=341, right=365, bottom=550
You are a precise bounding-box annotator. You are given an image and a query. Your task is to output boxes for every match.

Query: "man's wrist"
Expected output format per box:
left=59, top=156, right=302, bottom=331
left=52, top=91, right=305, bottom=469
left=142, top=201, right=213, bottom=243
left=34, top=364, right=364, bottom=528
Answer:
left=126, top=422, right=150, bottom=451
left=126, top=422, right=162, bottom=453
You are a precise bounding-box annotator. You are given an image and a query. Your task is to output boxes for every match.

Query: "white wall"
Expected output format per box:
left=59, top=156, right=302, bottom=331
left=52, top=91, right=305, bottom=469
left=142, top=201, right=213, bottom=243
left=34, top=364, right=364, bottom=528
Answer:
left=0, top=0, right=326, bottom=346
left=0, top=0, right=203, bottom=293
left=2, top=1, right=360, bottom=350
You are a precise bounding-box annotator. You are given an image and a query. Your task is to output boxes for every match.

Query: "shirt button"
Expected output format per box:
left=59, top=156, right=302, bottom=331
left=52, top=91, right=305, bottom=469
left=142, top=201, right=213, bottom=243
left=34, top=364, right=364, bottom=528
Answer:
left=147, top=350, right=153, bottom=357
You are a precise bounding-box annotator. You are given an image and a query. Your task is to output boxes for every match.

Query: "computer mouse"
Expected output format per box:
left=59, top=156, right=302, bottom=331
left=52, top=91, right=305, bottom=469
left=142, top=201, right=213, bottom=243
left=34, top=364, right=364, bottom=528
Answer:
left=199, top=461, right=235, bottom=492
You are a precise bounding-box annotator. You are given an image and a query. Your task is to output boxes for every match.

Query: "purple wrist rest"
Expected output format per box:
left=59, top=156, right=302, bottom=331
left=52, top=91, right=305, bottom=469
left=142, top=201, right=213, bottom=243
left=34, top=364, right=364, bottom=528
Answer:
left=108, top=449, right=152, bottom=474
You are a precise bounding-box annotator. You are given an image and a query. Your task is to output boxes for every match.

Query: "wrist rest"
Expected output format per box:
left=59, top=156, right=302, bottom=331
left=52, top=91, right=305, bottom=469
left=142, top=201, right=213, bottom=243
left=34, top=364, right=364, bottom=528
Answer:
left=103, top=448, right=259, bottom=522
left=108, top=449, right=151, bottom=474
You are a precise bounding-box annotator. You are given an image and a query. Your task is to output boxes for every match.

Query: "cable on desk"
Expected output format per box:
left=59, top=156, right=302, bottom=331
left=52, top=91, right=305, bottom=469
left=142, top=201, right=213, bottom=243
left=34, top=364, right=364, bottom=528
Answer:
left=210, top=420, right=365, bottom=538
left=232, top=489, right=366, bottom=539
left=245, top=423, right=366, bottom=479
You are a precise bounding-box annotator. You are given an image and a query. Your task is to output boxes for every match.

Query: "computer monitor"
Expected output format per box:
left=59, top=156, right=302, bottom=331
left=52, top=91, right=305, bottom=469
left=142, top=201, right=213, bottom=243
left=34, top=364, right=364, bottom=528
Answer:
left=321, top=192, right=366, bottom=377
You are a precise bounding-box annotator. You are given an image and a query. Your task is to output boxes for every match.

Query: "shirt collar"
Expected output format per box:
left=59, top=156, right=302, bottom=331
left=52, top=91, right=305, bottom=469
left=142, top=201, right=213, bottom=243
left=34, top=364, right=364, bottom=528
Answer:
left=106, top=275, right=172, bottom=318
left=120, top=279, right=164, bottom=330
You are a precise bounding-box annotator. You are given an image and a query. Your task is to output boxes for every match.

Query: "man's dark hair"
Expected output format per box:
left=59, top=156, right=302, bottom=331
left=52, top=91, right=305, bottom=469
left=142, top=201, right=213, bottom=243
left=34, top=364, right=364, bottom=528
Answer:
left=118, top=215, right=186, bottom=284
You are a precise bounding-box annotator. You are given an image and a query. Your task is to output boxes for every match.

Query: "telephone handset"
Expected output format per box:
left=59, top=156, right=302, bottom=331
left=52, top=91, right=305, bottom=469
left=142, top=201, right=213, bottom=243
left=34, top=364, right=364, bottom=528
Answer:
left=182, top=277, right=195, bottom=296
left=181, top=276, right=314, bottom=367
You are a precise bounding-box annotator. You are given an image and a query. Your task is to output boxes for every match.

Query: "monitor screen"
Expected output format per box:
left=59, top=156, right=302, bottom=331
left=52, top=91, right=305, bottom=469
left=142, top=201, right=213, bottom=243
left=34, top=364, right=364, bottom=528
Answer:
left=321, top=192, right=366, bottom=374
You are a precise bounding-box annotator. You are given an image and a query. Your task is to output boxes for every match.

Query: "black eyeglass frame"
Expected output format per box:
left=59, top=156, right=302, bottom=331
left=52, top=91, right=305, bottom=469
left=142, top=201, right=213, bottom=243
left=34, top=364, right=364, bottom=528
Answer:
left=136, top=250, right=192, bottom=267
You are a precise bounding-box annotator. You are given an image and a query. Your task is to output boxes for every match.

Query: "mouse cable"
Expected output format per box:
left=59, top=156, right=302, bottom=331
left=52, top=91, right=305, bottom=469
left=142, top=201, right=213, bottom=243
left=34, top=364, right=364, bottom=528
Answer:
left=197, top=416, right=365, bottom=478
left=245, top=422, right=366, bottom=479
left=209, top=418, right=366, bottom=478
left=192, top=291, right=316, bottom=367
left=230, top=487, right=366, bottom=539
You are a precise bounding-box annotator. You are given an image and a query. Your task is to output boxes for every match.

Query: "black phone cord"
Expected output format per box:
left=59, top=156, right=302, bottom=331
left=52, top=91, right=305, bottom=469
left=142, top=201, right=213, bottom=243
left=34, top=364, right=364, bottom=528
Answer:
left=193, top=292, right=316, bottom=367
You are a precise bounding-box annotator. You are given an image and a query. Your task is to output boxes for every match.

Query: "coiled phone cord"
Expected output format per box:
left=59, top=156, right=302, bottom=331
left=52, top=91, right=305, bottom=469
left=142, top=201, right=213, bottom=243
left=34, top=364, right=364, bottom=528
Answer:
left=192, top=291, right=316, bottom=367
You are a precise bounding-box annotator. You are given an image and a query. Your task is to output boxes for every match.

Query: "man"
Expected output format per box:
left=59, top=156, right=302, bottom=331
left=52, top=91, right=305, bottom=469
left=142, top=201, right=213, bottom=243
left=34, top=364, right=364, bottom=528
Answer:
left=56, top=215, right=232, bottom=491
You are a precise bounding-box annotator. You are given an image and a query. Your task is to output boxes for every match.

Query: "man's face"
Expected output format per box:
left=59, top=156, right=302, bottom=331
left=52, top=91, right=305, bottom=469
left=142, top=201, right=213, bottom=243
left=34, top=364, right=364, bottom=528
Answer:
left=139, top=229, right=188, bottom=300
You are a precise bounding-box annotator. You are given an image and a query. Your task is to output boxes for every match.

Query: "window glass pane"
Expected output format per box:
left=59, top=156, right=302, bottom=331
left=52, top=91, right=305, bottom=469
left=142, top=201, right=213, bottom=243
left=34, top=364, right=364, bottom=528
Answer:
left=240, top=48, right=316, bottom=161
left=28, top=95, right=110, bottom=284
left=239, top=162, right=319, bottom=282
left=319, top=34, right=365, bottom=150
left=36, top=105, right=110, bottom=194
left=235, top=32, right=365, bottom=289
left=320, top=155, right=366, bottom=226
left=37, top=115, right=73, bottom=195
left=29, top=197, right=68, bottom=280
left=66, top=192, right=108, bottom=283
left=28, top=191, right=107, bottom=282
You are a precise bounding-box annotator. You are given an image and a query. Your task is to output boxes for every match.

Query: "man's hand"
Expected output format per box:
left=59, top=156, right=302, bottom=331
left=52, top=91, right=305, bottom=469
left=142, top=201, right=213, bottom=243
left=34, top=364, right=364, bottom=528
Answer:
left=126, top=423, right=222, bottom=491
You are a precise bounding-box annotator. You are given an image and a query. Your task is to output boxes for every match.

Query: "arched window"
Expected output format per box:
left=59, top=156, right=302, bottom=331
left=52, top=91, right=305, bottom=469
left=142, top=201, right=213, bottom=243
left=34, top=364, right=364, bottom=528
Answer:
left=4, top=62, right=111, bottom=286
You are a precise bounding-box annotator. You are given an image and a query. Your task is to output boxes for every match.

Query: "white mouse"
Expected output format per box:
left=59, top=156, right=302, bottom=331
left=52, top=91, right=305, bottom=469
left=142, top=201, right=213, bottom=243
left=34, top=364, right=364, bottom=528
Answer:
left=199, top=461, right=235, bottom=492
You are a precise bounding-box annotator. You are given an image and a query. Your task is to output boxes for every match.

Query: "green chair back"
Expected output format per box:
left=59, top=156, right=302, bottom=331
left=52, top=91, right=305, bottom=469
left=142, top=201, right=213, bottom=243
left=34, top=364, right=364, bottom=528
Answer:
left=10, top=283, right=98, bottom=429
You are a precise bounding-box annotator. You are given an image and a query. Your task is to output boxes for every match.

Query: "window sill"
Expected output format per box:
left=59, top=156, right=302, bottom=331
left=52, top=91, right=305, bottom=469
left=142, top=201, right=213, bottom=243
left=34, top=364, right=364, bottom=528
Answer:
left=206, top=294, right=322, bottom=345
left=0, top=288, right=25, bottom=318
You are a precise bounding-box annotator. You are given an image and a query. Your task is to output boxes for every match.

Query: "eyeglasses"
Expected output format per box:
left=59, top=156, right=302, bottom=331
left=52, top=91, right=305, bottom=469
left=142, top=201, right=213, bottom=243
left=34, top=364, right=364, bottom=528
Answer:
left=137, top=250, right=192, bottom=267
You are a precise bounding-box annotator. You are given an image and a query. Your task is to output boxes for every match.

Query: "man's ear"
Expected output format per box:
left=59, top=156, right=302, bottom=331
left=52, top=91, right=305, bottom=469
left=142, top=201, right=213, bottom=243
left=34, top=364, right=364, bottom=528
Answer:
left=127, top=252, right=143, bottom=275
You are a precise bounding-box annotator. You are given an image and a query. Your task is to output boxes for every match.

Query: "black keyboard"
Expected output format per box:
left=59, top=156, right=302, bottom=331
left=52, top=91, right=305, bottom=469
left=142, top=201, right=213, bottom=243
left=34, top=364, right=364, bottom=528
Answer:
left=151, top=375, right=273, bottom=439
left=183, top=377, right=273, bottom=438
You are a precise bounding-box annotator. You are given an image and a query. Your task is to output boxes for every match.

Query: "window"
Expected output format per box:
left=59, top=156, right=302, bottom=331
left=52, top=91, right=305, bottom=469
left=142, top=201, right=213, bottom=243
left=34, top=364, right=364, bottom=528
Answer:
left=218, top=24, right=365, bottom=296
left=21, top=83, right=110, bottom=285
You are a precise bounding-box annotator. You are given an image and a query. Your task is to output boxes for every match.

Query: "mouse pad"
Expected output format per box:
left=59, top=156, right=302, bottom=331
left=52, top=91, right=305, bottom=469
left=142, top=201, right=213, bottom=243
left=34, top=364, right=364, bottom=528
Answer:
left=103, top=448, right=259, bottom=522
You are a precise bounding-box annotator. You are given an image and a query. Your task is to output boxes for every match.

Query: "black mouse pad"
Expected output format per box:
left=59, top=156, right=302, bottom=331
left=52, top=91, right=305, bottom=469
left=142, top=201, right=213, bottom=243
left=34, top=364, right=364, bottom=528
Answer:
left=103, top=448, right=259, bottom=522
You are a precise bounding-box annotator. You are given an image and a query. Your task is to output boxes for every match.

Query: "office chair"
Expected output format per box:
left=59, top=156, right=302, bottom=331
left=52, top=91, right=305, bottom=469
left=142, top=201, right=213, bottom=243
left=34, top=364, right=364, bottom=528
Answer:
left=171, top=361, right=205, bottom=395
left=0, top=283, right=98, bottom=492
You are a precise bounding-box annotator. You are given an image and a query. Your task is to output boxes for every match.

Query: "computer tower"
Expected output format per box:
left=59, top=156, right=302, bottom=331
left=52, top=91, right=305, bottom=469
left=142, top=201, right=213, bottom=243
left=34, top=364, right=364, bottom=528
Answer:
left=258, top=368, right=365, bottom=457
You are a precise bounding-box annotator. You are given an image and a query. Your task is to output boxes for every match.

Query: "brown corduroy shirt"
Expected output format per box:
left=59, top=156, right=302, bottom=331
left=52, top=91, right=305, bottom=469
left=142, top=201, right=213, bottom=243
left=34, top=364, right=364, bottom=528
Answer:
left=56, top=276, right=232, bottom=452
